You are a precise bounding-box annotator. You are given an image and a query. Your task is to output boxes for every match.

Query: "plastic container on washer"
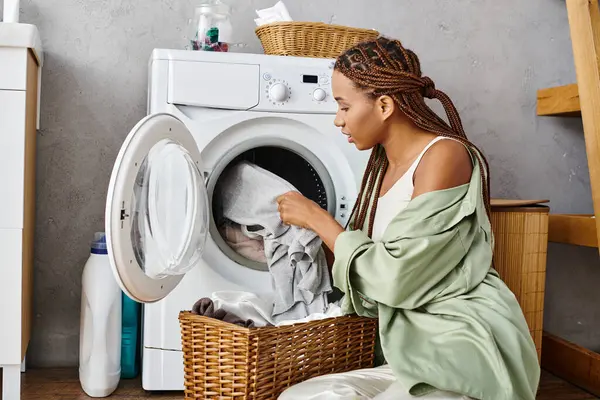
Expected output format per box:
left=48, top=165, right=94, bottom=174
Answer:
left=189, top=1, right=233, bottom=52
left=79, top=232, right=122, bottom=397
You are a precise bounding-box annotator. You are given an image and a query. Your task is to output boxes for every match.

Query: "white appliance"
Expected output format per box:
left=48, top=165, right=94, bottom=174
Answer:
left=105, top=49, right=370, bottom=391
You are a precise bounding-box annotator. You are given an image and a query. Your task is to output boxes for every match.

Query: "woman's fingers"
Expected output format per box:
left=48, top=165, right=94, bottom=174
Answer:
left=276, top=193, right=290, bottom=205
left=277, top=191, right=301, bottom=203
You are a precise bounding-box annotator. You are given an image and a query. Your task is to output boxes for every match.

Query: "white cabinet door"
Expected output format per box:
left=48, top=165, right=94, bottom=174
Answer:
left=0, top=90, right=26, bottom=229
left=0, top=48, right=27, bottom=90
left=0, top=229, right=23, bottom=364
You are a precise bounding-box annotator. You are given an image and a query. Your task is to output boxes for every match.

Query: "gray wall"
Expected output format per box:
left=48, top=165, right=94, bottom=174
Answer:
left=17, top=0, right=598, bottom=367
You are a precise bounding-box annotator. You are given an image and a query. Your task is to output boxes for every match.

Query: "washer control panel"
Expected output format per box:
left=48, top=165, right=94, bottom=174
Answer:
left=257, top=63, right=337, bottom=114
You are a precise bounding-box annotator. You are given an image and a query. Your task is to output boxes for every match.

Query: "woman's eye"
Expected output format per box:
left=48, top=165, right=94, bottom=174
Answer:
left=341, top=107, right=349, bottom=112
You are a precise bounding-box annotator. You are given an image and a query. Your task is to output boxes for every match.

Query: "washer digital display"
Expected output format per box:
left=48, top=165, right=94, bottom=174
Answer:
left=302, top=75, right=319, bottom=84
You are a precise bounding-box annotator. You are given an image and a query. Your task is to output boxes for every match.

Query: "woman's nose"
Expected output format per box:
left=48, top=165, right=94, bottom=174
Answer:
left=334, top=115, right=344, bottom=128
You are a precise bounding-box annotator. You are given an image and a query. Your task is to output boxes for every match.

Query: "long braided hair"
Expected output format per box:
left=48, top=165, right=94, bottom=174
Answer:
left=336, top=37, right=491, bottom=237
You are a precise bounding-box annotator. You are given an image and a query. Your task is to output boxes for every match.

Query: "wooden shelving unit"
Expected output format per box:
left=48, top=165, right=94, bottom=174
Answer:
left=537, top=84, right=581, bottom=117
left=536, top=0, right=600, bottom=396
left=548, top=214, right=597, bottom=247
left=542, top=333, right=600, bottom=396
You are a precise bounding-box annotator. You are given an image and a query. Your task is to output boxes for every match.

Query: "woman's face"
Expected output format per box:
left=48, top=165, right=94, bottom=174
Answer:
left=332, top=70, right=387, bottom=151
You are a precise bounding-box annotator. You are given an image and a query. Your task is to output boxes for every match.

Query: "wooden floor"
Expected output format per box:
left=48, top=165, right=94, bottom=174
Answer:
left=0, top=368, right=596, bottom=399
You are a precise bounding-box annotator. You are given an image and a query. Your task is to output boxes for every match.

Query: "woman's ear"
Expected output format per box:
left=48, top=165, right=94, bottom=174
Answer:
left=376, top=95, right=395, bottom=121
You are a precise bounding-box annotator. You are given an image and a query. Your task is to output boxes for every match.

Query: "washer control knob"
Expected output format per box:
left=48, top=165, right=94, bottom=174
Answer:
left=313, top=88, right=327, bottom=102
left=270, top=83, right=289, bottom=102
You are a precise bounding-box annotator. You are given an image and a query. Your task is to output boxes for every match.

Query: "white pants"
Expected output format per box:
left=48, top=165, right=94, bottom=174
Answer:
left=278, top=365, right=472, bottom=400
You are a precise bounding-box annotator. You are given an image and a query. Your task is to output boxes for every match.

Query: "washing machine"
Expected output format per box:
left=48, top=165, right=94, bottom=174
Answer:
left=104, top=49, right=370, bottom=391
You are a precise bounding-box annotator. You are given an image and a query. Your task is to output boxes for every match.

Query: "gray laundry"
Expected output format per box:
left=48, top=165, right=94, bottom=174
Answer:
left=217, top=161, right=332, bottom=323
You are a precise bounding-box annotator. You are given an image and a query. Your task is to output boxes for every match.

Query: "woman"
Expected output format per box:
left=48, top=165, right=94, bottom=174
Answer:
left=276, top=37, right=540, bottom=400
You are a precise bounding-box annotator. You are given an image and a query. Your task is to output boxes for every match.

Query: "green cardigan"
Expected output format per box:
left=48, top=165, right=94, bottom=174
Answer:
left=332, top=152, right=540, bottom=400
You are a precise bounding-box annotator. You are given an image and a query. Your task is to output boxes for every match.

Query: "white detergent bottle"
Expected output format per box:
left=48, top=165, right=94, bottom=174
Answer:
left=79, top=232, right=122, bottom=397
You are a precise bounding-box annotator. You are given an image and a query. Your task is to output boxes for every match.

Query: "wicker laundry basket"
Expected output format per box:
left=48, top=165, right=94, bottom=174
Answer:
left=490, top=199, right=549, bottom=361
left=255, top=22, right=380, bottom=58
left=179, top=312, right=377, bottom=399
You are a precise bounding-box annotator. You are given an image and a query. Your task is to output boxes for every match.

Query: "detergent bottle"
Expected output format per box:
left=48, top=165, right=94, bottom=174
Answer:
left=79, top=232, right=122, bottom=397
left=120, top=292, right=140, bottom=379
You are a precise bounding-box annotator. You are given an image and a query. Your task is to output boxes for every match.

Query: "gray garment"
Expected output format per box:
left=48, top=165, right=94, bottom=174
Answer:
left=217, top=161, right=332, bottom=323
left=192, top=297, right=256, bottom=328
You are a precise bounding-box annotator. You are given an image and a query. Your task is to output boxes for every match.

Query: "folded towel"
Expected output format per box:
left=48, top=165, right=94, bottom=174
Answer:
left=191, top=297, right=255, bottom=328
left=216, top=161, right=332, bottom=323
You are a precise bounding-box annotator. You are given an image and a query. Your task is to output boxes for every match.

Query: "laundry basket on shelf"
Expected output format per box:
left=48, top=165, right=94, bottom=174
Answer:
left=255, top=22, right=379, bottom=58
left=490, top=199, right=549, bottom=362
left=179, top=312, right=377, bottom=400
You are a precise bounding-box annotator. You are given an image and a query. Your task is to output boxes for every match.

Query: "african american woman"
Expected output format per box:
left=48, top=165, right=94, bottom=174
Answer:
left=276, top=37, right=539, bottom=400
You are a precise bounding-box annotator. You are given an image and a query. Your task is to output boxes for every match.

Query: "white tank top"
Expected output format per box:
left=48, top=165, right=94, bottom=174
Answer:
left=371, top=136, right=451, bottom=242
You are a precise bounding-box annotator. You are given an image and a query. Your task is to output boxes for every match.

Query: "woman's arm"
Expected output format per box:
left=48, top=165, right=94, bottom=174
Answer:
left=276, top=192, right=345, bottom=251
left=308, top=208, right=345, bottom=251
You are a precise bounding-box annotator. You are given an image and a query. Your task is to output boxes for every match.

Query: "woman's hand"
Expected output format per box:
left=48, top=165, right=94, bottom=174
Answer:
left=276, top=191, right=321, bottom=229
left=276, top=191, right=345, bottom=251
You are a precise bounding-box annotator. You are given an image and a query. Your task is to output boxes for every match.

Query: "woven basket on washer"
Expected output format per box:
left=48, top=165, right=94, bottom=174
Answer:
left=255, top=22, right=380, bottom=58
left=490, top=199, right=549, bottom=362
left=179, top=311, right=378, bottom=400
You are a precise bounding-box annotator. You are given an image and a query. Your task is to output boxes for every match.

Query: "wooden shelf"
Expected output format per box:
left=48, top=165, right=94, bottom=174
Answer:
left=548, top=214, right=598, bottom=247
left=537, top=84, right=581, bottom=117
left=542, top=332, right=600, bottom=397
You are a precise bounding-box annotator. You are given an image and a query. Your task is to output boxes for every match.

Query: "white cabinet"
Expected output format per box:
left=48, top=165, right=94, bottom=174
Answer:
left=0, top=45, right=40, bottom=400
left=0, top=90, right=27, bottom=228
left=0, top=47, right=28, bottom=90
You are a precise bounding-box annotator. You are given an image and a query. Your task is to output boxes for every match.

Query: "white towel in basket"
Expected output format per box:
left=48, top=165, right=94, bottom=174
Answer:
left=211, top=291, right=342, bottom=327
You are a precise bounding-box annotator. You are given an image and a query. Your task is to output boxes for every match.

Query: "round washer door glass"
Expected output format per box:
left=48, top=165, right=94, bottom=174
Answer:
left=105, top=113, right=209, bottom=303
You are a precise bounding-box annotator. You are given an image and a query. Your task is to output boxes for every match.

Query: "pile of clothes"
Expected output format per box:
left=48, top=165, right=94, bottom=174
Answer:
left=192, top=291, right=342, bottom=328
left=219, top=220, right=267, bottom=264
left=196, top=161, right=335, bottom=326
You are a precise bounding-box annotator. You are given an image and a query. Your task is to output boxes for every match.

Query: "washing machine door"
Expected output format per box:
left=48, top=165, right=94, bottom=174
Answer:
left=105, top=113, right=209, bottom=303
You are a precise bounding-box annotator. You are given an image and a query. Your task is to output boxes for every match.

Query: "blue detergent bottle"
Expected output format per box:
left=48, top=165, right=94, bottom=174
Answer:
left=120, top=292, right=140, bottom=379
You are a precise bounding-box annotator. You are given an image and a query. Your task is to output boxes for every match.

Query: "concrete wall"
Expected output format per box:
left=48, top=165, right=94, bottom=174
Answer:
left=17, top=0, right=598, bottom=367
